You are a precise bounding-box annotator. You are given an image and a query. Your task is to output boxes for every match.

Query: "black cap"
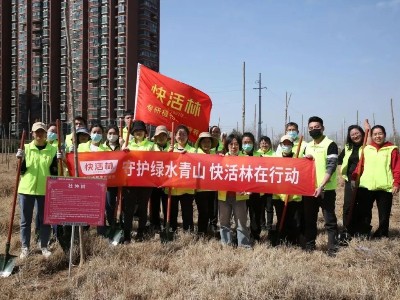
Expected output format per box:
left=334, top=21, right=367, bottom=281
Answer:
left=132, top=120, right=147, bottom=132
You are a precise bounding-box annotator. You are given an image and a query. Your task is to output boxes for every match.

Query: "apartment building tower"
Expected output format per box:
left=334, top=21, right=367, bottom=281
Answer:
left=0, top=0, right=160, bottom=137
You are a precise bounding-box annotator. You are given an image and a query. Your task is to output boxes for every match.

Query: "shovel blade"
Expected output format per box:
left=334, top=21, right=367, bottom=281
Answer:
left=337, top=231, right=352, bottom=246
left=0, top=254, right=17, bottom=278
left=160, top=228, right=174, bottom=243
left=107, top=228, right=123, bottom=246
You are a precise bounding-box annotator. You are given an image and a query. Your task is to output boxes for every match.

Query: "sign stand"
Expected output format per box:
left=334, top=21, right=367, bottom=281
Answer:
left=44, top=176, right=107, bottom=278
left=68, top=225, right=75, bottom=278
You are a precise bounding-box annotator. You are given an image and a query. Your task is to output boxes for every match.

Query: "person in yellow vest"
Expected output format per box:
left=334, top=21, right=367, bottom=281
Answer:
left=165, top=125, right=195, bottom=232
left=276, top=122, right=307, bottom=157
left=209, top=125, right=226, bottom=153
left=46, top=122, right=59, bottom=148
left=120, top=109, right=134, bottom=144
left=337, top=123, right=370, bottom=236
left=16, top=122, right=60, bottom=259
left=352, top=125, right=400, bottom=238
left=103, top=124, right=122, bottom=233
left=149, top=125, right=170, bottom=232
left=208, top=125, right=226, bottom=233
left=242, top=132, right=262, bottom=242
left=122, top=120, right=154, bottom=242
left=64, top=116, right=86, bottom=151
left=194, top=132, right=218, bottom=236
left=77, top=123, right=108, bottom=235
left=218, top=133, right=251, bottom=248
left=256, top=136, right=275, bottom=231
left=272, top=135, right=302, bottom=244
left=303, top=116, right=339, bottom=256
left=77, top=123, right=108, bottom=153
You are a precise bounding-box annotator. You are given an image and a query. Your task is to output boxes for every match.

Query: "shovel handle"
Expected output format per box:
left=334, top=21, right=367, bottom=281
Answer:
left=278, top=136, right=303, bottom=233
left=6, top=130, right=26, bottom=248
left=56, top=119, right=64, bottom=176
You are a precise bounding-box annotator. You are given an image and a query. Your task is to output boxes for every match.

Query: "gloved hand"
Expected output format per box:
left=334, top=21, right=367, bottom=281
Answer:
left=57, top=151, right=64, bottom=159
left=16, top=148, right=24, bottom=159
left=69, top=145, right=74, bottom=153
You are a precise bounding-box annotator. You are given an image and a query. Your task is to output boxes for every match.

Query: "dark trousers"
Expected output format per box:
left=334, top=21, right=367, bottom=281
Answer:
left=260, top=194, right=273, bottom=229
left=247, top=193, right=262, bottom=241
left=358, top=188, right=393, bottom=237
left=273, top=199, right=302, bottom=244
left=195, top=191, right=214, bottom=234
left=123, top=187, right=152, bottom=240
left=97, top=187, right=118, bottom=235
left=150, top=187, right=167, bottom=229
left=208, top=191, right=219, bottom=229
left=302, top=190, right=338, bottom=250
left=170, top=194, right=194, bottom=231
left=342, top=181, right=363, bottom=234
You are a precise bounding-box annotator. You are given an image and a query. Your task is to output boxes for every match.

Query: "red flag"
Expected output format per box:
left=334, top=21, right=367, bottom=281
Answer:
left=134, top=64, right=212, bottom=142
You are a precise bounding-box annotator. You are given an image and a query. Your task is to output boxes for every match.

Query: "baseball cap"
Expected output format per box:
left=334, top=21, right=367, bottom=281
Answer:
left=154, top=125, right=168, bottom=138
left=280, top=135, right=294, bottom=143
left=32, top=122, right=47, bottom=132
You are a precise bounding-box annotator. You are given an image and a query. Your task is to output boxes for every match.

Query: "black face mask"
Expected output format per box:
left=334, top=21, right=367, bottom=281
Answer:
left=309, top=129, right=323, bottom=139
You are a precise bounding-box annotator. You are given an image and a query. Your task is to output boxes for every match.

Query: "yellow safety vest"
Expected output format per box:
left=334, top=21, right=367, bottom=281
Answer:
left=217, top=152, right=249, bottom=201
left=359, top=145, right=397, bottom=192
left=18, top=141, right=57, bottom=195
left=169, top=143, right=195, bottom=196
left=305, top=136, right=337, bottom=190
left=340, top=144, right=361, bottom=181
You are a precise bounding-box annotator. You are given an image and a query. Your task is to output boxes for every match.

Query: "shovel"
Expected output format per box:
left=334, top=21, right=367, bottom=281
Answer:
left=268, top=136, right=303, bottom=246
left=107, top=187, right=124, bottom=245
left=1, top=130, right=25, bottom=277
left=160, top=122, right=174, bottom=243
left=160, top=187, right=174, bottom=243
left=338, top=128, right=369, bottom=246
left=106, top=118, right=125, bottom=245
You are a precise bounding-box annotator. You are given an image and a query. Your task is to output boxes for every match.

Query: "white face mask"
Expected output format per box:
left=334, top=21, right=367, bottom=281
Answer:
left=107, top=134, right=118, bottom=143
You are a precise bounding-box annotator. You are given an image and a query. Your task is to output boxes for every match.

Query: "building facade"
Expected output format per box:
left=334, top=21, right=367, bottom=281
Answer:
left=0, top=0, right=160, bottom=137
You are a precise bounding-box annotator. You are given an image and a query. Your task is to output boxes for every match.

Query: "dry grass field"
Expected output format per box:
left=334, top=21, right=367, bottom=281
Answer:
left=1, top=153, right=400, bottom=299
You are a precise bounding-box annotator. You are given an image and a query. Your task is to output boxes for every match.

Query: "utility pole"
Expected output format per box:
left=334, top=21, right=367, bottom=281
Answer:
left=391, top=98, right=397, bottom=146
left=356, top=110, right=359, bottom=125
left=373, top=113, right=376, bottom=126
left=242, top=62, right=246, bottom=133
left=253, top=104, right=256, bottom=134
left=284, top=92, right=292, bottom=131
left=253, top=73, right=267, bottom=141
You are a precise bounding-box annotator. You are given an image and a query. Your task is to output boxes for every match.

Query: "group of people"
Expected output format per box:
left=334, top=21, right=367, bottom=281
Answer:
left=15, top=110, right=400, bottom=259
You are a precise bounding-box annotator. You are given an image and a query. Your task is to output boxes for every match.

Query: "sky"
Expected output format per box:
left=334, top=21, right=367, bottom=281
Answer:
left=159, top=0, right=400, bottom=142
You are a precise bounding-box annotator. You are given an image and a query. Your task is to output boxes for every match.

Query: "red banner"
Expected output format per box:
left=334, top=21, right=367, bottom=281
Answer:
left=66, top=152, right=316, bottom=196
left=134, top=64, right=212, bottom=142
left=44, top=177, right=107, bottom=226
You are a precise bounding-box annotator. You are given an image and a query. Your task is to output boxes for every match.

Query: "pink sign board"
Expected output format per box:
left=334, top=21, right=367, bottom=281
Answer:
left=44, top=176, right=107, bottom=226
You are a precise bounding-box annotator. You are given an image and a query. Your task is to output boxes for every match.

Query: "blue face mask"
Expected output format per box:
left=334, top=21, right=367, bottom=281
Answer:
left=281, top=145, right=293, bottom=154
left=47, top=132, right=57, bottom=142
left=91, top=133, right=102, bottom=143
left=287, top=131, right=298, bottom=140
left=242, top=144, right=253, bottom=153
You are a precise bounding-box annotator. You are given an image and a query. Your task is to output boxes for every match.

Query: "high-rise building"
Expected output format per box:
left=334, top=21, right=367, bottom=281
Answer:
left=0, top=0, right=160, bottom=137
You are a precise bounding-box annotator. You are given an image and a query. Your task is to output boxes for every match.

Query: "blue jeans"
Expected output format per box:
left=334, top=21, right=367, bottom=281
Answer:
left=218, top=197, right=250, bottom=247
left=19, top=194, right=51, bottom=248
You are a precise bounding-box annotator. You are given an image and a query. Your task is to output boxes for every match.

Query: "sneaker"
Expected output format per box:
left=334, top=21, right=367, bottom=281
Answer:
left=19, top=247, right=29, bottom=259
left=41, top=248, right=52, bottom=258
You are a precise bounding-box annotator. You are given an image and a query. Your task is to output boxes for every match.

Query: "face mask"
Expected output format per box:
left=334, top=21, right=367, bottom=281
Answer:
left=309, top=129, right=323, bottom=139
left=287, top=131, right=298, bottom=140
left=91, top=133, right=102, bottom=143
left=47, top=132, right=57, bottom=142
left=107, top=134, right=118, bottom=143
left=242, top=144, right=253, bottom=153
left=281, top=145, right=293, bottom=154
